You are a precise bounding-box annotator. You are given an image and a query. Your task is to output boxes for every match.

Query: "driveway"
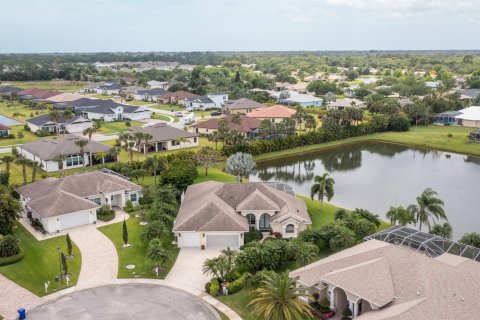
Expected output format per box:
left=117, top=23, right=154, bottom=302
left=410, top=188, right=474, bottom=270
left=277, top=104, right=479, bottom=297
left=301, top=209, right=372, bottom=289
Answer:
left=0, top=274, right=41, bottom=320
left=164, top=248, right=221, bottom=295
left=27, top=284, right=218, bottom=320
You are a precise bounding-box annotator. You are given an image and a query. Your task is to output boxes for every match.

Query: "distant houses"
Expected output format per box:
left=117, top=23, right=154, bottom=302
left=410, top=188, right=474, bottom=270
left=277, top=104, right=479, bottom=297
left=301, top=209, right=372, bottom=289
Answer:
left=247, top=105, right=296, bottom=123
left=190, top=115, right=261, bottom=139
left=156, top=90, right=199, bottom=106
left=222, top=98, right=265, bottom=115
left=133, top=88, right=170, bottom=102
left=327, top=98, right=366, bottom=110
left=146, top=80, right=170, bottom=89
left=185, top=93, right=228, bottom=111
left=434, top=106, right=480, bottom=127
left=278, top=92, right=323, bottom=107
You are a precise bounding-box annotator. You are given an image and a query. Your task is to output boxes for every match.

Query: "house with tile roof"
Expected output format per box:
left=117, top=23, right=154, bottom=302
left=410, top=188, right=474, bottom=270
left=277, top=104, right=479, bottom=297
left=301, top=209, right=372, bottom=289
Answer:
left=16, top=171, right=142, bottom=233
left=76, top=100, right=151, bottom=122
left=173, top=181, right=311, bottom=248
left=290, top=226, right=480, bottom=319
left=222, top=98, right=265, bottom=115
left=19, top=135, right=114, bottom=172
left=247, top=105, right=297, bottom=123
left=155, top=90, right=199, bottom=105
left=189, top=115, right=261, bottom=139
left=127, top=123, right=198, bottom=152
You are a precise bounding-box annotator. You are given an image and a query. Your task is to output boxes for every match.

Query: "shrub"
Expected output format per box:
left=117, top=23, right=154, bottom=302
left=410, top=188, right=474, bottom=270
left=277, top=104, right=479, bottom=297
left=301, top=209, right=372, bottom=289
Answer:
left=17, top=132, right=24, bottom=138
left=0, top=248, right=24, bottom=267
left=96, top=205, right=115, bottom=222
left=244, top=228, right=263, bottom=244
left=227, top=273, right=249, bottom=294
left=388, top=115, right=410, bottom=132
left=0, top=234, right=20, bottom=258
left=123, top=200, right=134, bottom=212
left=30, top=218, right=46, bottom=234
left=209, top=278, right=220, bottom=296
left=7, top=133, right=15, bottom=139
left=125, top=121, right=131, bottom=127
left=23, top=124, right=31, bottom=131
left=204, top=281, right=211, bottom=293
left=0, top=172, right=9, bottom=186
left=342, top=308, right=352, bottom=317
left=447, top=132, right=453, bottom=138
left=36, top=129, right=49, bottom=137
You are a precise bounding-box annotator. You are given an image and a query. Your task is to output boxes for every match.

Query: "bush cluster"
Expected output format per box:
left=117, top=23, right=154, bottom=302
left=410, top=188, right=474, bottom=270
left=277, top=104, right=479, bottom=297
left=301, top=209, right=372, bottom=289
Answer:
left=209, top=278, right=220, bottom=296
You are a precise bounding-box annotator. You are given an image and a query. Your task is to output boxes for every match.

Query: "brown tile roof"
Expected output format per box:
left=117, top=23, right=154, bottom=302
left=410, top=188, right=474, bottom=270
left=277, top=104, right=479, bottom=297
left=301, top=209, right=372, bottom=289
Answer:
left=223, top=98, right=265, bottom=110
left=20, top=135, right=112, bottom=161
left=247, top=105, right=296, bottom=119
left=18, top=88, right=60, bottom=99
left=16, top=171, right=141, bottom=218
left=128, top=123, right=197, bottom=142
left=192, top=115, right=261, bottom=133
left=0, top=123, right=10, bottom=130
left=173, top=181, right=311, bottom=232
left=157, top=90, right=199, bottom=100
left=290, top=239, right=480, bottom=319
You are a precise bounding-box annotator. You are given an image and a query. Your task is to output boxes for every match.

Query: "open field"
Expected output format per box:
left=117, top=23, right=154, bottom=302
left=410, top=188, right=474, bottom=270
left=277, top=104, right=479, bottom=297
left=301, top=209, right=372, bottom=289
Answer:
left=10, top=80, right=88, bottom=91
left=0, top=224, right=82, bottom=297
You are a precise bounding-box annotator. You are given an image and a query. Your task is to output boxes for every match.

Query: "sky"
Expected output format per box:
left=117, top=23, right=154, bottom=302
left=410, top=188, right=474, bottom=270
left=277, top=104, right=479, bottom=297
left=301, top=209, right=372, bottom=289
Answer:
left=1, top=0, right=479, bottom=52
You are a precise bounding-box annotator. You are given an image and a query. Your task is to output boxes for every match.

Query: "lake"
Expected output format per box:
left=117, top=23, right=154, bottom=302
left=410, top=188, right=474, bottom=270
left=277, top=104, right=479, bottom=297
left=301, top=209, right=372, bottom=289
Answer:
left=250, top=142, right=480, bottom=239
left=0, top=114, right=21, bottom=126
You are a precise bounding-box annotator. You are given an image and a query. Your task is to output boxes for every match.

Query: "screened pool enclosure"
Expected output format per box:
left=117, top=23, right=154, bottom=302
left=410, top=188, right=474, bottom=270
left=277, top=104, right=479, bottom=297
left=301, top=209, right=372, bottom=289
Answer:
left=365, top=226, right=480, bottom=262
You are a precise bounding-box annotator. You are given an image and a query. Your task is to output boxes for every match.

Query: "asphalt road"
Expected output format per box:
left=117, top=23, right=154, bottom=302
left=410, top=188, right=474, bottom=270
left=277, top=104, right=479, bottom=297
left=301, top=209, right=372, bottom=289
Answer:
left=27, top=284, right=218, bottom=320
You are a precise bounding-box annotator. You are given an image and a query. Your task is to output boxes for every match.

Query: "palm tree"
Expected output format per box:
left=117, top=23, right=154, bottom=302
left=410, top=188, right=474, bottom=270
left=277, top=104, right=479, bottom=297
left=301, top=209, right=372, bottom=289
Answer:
left=49, top=110, right=61, bottom=134
left=119, top=132, right=130, bottom=152
left=147, top=238, right=171, bottom=275
left=430, top=222, right=453, bottom=239
left=310, top=172, right=335, bottom=212
left=30, top=161, right=43, bottom=182
left=74, top=139, right=89, bottom=167
left=328, top=224, right=356, bottom=251
left=127, top=137, right=135, bottom=163
left=386, top=206, right=415, bottom=226
left=143, top=133, right=153, bottom=157
left=408, top=188, right=447, bottom=231
left=132, top=132, right=144, bottom=161
left=53, top=154, right=67, bottom=176
left=62, top=110, right=74, bottom=134
left=83, top=127, right=96, bottom=141
left=95, top=152, right=107, bottom=164
left=108, top=147, right=121, bottom=163
left=15, top=158, right=29, bottom=185
left=249, top=272, right=313, bottom=320
left=143, top=155, right=167, bottom=185
left=207, top=131, right=221, bottom=149
left=2, top=155, right=14, bottom=173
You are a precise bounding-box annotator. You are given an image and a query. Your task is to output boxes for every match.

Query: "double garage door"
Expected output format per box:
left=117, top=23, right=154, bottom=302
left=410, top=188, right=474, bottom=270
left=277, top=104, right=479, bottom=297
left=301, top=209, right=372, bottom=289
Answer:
left=181, top=233, right=239, bottom=248
left=58, top=212, right=90, bottom=230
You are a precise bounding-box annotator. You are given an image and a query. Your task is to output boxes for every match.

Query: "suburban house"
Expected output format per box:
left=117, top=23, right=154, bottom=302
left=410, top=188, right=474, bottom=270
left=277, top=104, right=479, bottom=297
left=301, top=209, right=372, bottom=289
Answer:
left=96, top=83, right=123, bottom=95
left=190, top=115, right=261, bottom=139
left=20, top=135, right=114, bottom=172
left=222, top=98, right=265, bottom=115
left=434, top=106, right=480, bottom=127
left=18, top=88, right=60, bottom=100
left=77, top=101, right=151, bottom=122
left=278, top=92, right=323, bottom=107
left=0, top=124, right=11, bottom=137
left=290, top=226, right=480, bottom=319
left=134, top=88, right=170, bottom=101
left=16, top=171, right=142, bottom=233
left=458, top=88, right=480, bottom=100
left=0, top=86, right=22, bottom=97
left=327, top=98, right=367, bottom=110
left=147, top=80, right=170, bottom=89
left=185, top=93, right=229, bottom=111
left=247, top=105, right=297, bottom=123
left=155, top=90, right=199, bottom=105
left=120, top=86, right=144, bottom=100
left=46, top=93, right=85, bottom=103
left=127, top=123, right=198, bottom=152
left=26, top=112, right=93, bottom=134
left=173, top=181, right=311, bottom=248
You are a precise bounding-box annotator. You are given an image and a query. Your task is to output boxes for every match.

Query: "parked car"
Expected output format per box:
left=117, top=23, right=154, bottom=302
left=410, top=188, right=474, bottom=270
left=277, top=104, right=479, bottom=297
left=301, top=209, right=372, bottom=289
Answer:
left=175, top=111, right=184, bottom=117
left=210, top=111, right=222, bottom=116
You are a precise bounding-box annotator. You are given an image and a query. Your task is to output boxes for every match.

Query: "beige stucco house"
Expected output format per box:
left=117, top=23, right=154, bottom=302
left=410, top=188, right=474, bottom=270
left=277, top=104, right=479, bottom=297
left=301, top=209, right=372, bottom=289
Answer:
left=173, top=181, right=311, bottom=249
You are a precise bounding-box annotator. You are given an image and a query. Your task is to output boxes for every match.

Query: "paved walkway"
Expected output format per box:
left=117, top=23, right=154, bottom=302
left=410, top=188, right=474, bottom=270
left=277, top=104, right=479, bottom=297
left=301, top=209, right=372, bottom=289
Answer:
left=0, top=274, right=41, bottom=320
left=67, top=225, right=118, bottom=291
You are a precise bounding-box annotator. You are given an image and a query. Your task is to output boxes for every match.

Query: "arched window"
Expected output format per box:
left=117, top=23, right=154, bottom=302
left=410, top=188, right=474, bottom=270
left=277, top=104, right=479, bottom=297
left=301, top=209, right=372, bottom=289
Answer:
left=259, top=213, right=270, bottom=230
left=246, top=213, right=256, bottom=226
left=286, top=224, right=295, bottom=233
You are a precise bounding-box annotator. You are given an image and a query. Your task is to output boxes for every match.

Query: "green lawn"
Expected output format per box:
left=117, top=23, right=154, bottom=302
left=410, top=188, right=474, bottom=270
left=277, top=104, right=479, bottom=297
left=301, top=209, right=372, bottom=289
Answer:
left=0, top=126, right=39, bottom=147
left=194, top=166, right=237, bottom=184
left=0, top=101, right=48, bottom=119
left=149, top=104, right=184, bottom=112
left=98, top=214, right=179, bottom=279
left=217, top=290, right=256, bottom=320
left=254, top=125, right=478, bottom=161
left=99, top=120, right=143, bottom=134
left=0, top=224, right=82, bottom=296
left=11, top=80, right=87, bottom=91
left=120, top=100, right=155, bottom=106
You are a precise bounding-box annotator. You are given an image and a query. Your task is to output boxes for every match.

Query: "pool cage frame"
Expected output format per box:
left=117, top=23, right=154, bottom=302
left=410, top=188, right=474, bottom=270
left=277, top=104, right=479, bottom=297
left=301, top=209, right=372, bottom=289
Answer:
left=365, top=226, right=480, bottom=262
left=469, top=129, right=480, bottom=143
left=433, top=111, right=462, bottom=126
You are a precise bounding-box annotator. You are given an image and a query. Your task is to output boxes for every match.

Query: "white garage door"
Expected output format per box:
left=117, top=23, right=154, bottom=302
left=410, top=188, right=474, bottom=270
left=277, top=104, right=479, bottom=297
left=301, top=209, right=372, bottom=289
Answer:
left=206, top=235, right=239, bottom=248
left=59, top=212, right=90, bottom=230
left=181, top=233, right=200, bottom=248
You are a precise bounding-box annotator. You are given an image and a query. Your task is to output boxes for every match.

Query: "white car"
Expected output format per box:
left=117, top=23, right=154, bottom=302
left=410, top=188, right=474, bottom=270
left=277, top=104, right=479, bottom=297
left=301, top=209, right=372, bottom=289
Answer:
left=174, top=111, right=184, bottom=117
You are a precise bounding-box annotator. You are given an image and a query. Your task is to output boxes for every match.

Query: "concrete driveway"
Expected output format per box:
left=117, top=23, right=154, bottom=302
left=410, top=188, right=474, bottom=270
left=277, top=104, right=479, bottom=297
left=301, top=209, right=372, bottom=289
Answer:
left=27, top=284, right=218, bottom=320
left=164, top=248, right=221, bottom=295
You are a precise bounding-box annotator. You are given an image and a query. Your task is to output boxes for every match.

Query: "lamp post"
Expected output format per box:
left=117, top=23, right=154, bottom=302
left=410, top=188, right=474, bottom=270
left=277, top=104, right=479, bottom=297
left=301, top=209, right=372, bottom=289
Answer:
left=57, top=247, right=63, bottom=284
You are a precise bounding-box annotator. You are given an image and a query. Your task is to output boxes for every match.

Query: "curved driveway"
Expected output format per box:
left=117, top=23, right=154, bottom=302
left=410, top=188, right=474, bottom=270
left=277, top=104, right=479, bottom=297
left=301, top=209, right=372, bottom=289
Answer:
left=28, top=284, right=218, bottom=320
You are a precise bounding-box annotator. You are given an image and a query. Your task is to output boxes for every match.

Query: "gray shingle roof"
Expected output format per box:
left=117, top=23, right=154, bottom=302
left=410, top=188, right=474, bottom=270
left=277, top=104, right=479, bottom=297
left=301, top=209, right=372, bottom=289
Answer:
left=186, top=96, right=214, bottom=103
left=21, top=135, right=112, bottom=160
left=27, top=113, right=91, bottom=127
left=137, top=88, right=170, bottom=96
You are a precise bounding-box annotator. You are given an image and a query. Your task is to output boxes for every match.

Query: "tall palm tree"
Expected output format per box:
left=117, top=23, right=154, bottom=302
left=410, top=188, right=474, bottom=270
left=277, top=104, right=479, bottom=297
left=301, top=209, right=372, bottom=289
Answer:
left=207, top=131, right=221, bottom=150
left=118, top=132, right=130, bottom=152
left=74, top=139, right=89, bottom=167
left=128, top=139, right=136, bottom=163
left=249, top=272, right=313, bottom=320
left=2, top=155, right=14, bottom=173
left=108, top=147, right=121, bottom=163
left=408, top=188, right=447, bottom=231
left=143, top=133, right=153, bottom=157
left=30, top=161, right=43, bottom=182
left=386, top=206, right=415, bottom=226
left=310, top=172, right=335, bottom=211
left=133, top=132, right=144, bottom=161
left=53, top=154, right=67, bottom=176
left=147, top=238, right=171, bottom=274
left=49, top=110, right=61, bottom=133
left=143, top=155, right=167, bottom=185
left=15, top=158, right=29, bottom=185
left=83, top=127, right=96, bottom=141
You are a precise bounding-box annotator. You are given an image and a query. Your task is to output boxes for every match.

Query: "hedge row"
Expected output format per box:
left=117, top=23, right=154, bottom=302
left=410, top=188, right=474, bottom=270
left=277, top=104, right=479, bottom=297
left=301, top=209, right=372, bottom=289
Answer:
left=227, top=273, right=249, bottom=294
left=222, top=121, right=386, bottom=156
left=0, top=248, right=24, bottom=267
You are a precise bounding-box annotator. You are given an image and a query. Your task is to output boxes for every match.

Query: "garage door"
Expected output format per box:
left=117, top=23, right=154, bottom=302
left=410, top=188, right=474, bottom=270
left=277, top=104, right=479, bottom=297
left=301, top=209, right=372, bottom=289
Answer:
left=59, top=212, right=90, bottom=230
left=181, top=233, right=200, bottom=248
left=206, top=235, right=239, bottom=248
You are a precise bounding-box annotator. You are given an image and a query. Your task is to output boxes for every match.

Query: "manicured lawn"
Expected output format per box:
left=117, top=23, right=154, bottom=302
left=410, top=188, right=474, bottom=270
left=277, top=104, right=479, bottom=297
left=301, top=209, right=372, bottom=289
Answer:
left=98, top=215, right=179, bottom=279
left=121, top=100, right=155, bottom=106
left=254, top=125, right=478, bottom=162
left=194, top=166, right=237, bottom=184
left=0, top=224, right=82, bottom=296
left=217, top=290, right=256, bottom=320
left=98, top=120, right=143, bottom=134
left=0, top=126, right=39, bottom=147
left=149, top=104, right=184, bottom=112
left=154, top=114, right=174, bottom=122
left=213, top=307, right=229, bottom=320
left=11, top=80, right=87, bottom=91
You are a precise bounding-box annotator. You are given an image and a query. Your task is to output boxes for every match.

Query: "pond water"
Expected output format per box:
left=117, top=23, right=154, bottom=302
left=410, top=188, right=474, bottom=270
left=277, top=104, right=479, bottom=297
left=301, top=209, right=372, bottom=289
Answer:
left=0, top=114, right=20, bottom=126
left=250, top=143, right=480, bottom=239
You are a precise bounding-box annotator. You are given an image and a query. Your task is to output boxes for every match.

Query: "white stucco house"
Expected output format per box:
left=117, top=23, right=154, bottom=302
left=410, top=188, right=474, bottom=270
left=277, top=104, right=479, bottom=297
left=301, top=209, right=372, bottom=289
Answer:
left=26, top=113, right=93, bottom=134
left=16, top=171, right=142, bottom=234
left=173, top=181, right=311, bottom=249
left=185, top=93, right=229, bottom=111
left=19, top=135, right=115, bottom=172
left=77, top=102, right=151, bottom=122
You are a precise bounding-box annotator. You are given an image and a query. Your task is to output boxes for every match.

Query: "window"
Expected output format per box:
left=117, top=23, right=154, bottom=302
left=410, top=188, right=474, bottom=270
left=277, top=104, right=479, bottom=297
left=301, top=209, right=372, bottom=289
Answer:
left=193, top=137, right=197, bottom=143
left=286, top=224, right=295, bottom=233
left=246, top=213, right=256, bottom=226
left=130, top=193, right=138, bottom=202
left=172, top=140, right=180, bottom=146
left=92, top=197, right=101, bottom=205
left=65, top=154, right=83, bottom=167
left=259, top=213, right=270, bottom=230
